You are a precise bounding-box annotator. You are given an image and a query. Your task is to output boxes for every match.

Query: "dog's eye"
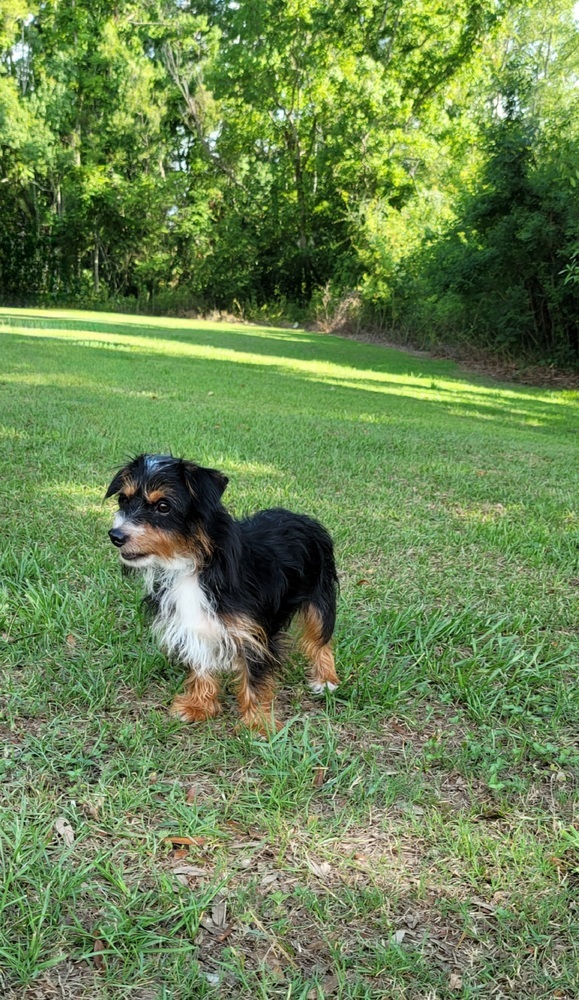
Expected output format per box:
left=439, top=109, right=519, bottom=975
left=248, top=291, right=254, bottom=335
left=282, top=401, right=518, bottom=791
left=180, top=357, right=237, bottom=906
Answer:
left=156, top=500, right=171, bottom=514
left=118, top=494, right=128, bottom=508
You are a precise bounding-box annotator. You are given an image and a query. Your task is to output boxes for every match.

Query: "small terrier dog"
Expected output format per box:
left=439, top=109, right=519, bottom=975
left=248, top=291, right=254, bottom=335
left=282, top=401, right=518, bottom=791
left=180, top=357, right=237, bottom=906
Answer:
left=106, top=454, right=339, bottom=730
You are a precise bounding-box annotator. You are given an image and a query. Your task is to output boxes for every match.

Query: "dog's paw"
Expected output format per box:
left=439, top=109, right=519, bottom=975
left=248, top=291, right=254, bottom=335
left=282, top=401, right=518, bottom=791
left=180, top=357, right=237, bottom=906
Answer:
left=309, top=680, right=339, bottom=694
left=170, top=696, right=221, bottom=723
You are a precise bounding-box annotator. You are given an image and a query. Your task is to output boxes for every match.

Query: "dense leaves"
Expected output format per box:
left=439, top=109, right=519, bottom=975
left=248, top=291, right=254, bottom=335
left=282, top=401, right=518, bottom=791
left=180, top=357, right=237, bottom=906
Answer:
left=0, top=0, right=578, bottom=358
left=382, top=1, right=579, bottom=361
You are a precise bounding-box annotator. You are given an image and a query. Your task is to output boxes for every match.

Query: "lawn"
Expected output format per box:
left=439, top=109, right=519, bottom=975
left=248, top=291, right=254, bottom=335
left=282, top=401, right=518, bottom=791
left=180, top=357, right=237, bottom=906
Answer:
left=0, top=307, right=578, bottom=999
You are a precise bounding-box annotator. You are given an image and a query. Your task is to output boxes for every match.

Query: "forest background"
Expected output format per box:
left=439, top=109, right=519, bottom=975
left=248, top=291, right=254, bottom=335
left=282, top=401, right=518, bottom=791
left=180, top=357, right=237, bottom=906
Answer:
left=1, top=0, right=579, bottom=363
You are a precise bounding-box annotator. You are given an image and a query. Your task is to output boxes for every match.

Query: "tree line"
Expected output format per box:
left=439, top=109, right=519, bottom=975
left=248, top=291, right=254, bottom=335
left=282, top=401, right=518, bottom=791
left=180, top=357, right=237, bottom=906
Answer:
left=1, top=1, right=578, bottom=360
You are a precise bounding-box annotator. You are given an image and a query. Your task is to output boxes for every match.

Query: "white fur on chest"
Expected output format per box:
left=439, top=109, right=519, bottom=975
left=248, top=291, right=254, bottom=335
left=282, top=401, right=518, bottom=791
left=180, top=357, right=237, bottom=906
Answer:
left=147, top=565, right=237, bottom=675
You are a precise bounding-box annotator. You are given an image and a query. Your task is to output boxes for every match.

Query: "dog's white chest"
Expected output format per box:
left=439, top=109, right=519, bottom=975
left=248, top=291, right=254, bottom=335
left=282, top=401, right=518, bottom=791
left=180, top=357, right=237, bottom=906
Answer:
left=152, top=569, right=236, bottom=674
left=172, top=574, right=217, bottom=638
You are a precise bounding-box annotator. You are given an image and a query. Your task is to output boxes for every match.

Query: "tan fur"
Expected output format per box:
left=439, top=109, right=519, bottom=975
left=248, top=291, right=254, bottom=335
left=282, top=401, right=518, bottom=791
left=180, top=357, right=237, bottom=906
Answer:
left=194, top=526, right=213, bottom=562
left=119, top=478, right=137, bottom=499
left=136, top=525, right=191, bottom=560
left=145, top=488, right=171, bottom=504
left=235, top=658, right=280, bottom=733
left=170, top=673, right=221, bottom=723
left=122, top=525, right=213, bottom=564
left=222, top=612, right=270, bottom=659
left=300, top=605, right=340, bottom=688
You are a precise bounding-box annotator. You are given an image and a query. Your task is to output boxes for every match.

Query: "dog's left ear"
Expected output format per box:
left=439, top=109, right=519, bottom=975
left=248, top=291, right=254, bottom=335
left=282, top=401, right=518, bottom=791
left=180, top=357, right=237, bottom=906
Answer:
left=104, top=466, right=130, bottom=499
left=183, top=462, right=229, bottom=512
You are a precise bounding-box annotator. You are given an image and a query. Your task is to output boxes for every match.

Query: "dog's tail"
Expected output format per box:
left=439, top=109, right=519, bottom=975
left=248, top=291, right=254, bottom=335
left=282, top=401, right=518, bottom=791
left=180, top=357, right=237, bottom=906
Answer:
left=313, top=526, right=339, bottom=641
left=299, top=530, right=339, bottom=690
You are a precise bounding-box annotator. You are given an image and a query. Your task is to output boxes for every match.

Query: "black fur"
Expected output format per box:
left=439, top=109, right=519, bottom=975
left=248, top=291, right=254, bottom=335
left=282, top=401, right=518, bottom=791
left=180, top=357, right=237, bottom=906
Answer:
left=203, top=506, right=338, bottom=686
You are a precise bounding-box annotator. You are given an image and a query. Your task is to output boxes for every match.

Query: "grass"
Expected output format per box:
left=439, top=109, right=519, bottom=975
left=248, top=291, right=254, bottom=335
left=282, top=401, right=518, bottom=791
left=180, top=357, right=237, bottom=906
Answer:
left=0, top=305, right=578, bottom=999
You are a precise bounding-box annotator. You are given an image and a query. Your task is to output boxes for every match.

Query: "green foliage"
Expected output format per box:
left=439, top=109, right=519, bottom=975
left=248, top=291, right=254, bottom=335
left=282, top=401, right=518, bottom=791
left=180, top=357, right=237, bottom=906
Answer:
left=413, top=116, right=579, bottom=359
left=360, top=0, right=579, bottom=360
left=0, top=0, right=578, bottom=357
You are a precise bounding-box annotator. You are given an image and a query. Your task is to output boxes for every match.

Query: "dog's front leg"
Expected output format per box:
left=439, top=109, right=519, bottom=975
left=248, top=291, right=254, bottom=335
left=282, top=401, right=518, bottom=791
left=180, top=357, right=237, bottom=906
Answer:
left=170, top=671, right=222, bottom=723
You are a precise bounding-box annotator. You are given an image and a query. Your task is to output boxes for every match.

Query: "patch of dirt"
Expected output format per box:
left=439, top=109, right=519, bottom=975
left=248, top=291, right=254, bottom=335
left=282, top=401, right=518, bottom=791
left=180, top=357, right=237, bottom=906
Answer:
left=180, top=815, right=503, bottom=994
left=6, top=963, right=104, bottom=1000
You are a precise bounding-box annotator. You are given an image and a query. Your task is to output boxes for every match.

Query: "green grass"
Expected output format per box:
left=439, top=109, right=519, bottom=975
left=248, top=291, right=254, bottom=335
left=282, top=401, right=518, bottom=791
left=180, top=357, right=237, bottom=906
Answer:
left=0, top=306, right=578, bottom=999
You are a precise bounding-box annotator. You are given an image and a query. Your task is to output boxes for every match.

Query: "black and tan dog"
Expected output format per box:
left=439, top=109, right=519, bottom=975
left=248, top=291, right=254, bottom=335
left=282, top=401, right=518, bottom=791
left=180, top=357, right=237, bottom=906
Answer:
left=106, top=454, right=339, bottom=731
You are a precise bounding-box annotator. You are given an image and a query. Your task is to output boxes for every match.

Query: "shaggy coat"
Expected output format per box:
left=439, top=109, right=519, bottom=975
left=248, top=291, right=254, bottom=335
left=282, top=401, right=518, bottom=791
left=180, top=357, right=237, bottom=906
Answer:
left=106, top=454, right=339, bottom=729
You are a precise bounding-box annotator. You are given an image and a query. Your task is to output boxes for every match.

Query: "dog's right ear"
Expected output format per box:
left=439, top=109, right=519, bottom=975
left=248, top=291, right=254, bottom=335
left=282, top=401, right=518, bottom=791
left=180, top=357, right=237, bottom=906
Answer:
left=105, top=466, right=130, bottom=499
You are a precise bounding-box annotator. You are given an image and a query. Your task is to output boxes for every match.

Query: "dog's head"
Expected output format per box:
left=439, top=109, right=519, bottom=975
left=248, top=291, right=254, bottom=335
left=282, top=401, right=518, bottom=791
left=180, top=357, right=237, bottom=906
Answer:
left=105, top=454, right=228, bottom=569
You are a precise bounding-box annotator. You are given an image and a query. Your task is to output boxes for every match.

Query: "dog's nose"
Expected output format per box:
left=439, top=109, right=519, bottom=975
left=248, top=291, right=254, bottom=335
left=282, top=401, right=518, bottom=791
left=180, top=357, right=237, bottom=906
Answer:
left=109, top=528, right=128, bottom=548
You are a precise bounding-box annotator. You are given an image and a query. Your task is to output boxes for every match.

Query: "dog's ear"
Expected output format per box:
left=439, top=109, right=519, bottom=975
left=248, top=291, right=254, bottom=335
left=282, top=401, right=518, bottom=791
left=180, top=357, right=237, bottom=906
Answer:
left=182, top=462, right=228, bottom=513
left=104, top=464, right=132, bottom=499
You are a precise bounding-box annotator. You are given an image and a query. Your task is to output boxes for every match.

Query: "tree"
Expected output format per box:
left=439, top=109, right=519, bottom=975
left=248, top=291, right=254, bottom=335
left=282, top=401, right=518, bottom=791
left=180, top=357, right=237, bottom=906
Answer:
left=386, top=0, right=579, bottom=358
left=1, top=0, right=578, bottom=362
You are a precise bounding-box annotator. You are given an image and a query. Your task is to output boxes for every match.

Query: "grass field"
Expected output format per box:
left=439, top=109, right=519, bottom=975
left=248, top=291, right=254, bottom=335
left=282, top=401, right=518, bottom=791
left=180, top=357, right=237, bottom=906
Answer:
left=0, top=307, right=578, bottom=999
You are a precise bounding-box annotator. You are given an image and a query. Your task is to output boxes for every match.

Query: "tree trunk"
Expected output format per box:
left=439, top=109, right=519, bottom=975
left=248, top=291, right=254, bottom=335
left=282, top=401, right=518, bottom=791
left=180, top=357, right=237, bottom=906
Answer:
left=293, top=130, right=311, bottom=300
left=93, top=234, right=99, bottom=295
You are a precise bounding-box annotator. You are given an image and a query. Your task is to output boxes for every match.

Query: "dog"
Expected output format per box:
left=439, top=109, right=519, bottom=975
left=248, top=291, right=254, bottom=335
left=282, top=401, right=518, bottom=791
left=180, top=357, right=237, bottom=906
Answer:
left=106, top=454, right=339, bottom=731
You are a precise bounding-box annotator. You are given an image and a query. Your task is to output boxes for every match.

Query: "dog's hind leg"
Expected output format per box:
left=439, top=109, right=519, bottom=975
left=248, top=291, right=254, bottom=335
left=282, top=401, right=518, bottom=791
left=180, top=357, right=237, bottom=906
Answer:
left=299, top=604, right=340, bottom=694
left=170, top=671, right=222, bottom=723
